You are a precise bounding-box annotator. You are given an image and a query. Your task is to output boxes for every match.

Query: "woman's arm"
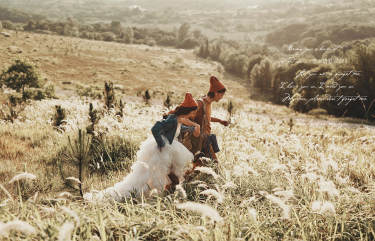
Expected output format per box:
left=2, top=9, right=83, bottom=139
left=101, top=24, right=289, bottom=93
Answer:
left=179, top=117, right=200, bottom=137
left=151, top=121, right=166, bottom=149
left=211, top=117, right=229, bottom=126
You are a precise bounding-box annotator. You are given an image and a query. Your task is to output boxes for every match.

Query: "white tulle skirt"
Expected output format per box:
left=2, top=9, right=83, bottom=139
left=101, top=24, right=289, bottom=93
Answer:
left=84, top=135, right=193, bottom=202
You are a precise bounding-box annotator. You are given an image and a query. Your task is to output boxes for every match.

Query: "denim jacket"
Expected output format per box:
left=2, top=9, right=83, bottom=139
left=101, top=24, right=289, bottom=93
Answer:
left=151, top=114, right=177, bottom=148
left=151, top=114, right=196, bottom=148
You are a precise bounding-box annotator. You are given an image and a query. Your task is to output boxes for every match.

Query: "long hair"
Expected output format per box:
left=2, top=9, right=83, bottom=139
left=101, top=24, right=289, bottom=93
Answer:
left=207, top=88, right=226, bottom=98
left=163, top=106, right=197, bottom=119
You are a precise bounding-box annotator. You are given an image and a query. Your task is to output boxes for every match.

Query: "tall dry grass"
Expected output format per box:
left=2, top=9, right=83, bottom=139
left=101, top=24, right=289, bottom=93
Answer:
left=0, top=95, right=374, bottom=240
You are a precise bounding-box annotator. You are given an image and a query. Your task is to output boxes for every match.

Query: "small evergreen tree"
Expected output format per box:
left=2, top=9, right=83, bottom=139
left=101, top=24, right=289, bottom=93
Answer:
left=250, top=59, right=272, bottom=91
left=53, top=105, right=66, bottom=129
left=177, top=23, right=191, bottom=44
left=86, top=103, right=100, bottom=134
left=104, top=81, right=115, bottom=109
left=143, top=89, right=151, bottom=105
left=116, top=99, right=125, bottom=117
left=164, top=94, right=171, bottom=109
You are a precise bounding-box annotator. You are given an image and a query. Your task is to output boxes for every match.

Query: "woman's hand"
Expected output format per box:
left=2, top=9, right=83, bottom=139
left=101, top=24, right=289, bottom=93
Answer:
left=220, top=120, right=229, bottom=126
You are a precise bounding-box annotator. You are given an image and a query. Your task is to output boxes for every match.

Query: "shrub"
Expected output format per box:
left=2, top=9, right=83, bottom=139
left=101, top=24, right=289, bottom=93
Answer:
left=177, top=23, right=191, bottom=43
left=122, top=26, right=134, bottom=44
left=24, top=20, right=36, bottom=31
left=104, top=82, right=116, bottom=109
left=157, top=35, right=176, bottom=46
left=246, top=55, right=263, bottom=79
left=102, top=32, right=116, bottom=42
left=88, top=136, right=138, bottom=174
left=265, top=23, right=308, bottom=47
left=86, top=103, right=100, bottom=135
left=301, top=37, right=318, bottom=48
left=144, top=38, right=156, bottom=46
left=289, top=93, right=306, bottom=112
left=21, top=84, right=55, bottom=101
left=225, top=54, right=249, bottom=77
left=110, top=21, right=122, bottom=35
left=350, top=44, right=375, bottom=119
left=77, top=85, right=102, bottom=99
left=320, top=44, right=375, bottom=119
left=250, top=59, right=272, bottom=91
left=272, top=62, right=318, bottom=105
left=1, top=20, right=15, bottom=30
left=178, top=38, right=199, bottom=49
left=53, top=105, right=66, bottom=129
left=0, top=59, right=42, bottom=95
left=143, top=89, right=151, bottom=105
left=197, top=38, right=209, bottom=58
left=291, top=65, right=332, bottom=113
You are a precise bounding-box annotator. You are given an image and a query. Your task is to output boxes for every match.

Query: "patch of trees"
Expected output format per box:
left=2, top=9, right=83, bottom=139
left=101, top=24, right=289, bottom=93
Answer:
left=0, top=6, right=45, bottom=23
left=266, top=23, right=375, bottom=50
left=196, top=36, right=375, bottom=120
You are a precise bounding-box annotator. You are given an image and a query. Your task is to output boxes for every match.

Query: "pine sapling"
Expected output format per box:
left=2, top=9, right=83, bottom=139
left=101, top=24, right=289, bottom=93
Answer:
left=86, top=103, right=100, bottom=134
left=227, top=100, right=234, bottom=124
left=116, top=99, right=125, bottom=117
left=164, top=94, right=171, bottom=109
left=104, top=81, right=115, bottom=109
left=53, top=105, right=66, bottom=129
left=143, top=89, right=151, bottom=105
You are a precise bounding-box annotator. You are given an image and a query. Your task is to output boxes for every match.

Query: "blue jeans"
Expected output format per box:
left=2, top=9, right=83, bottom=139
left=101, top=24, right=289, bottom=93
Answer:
left=203, top=134, right=220, bottom=154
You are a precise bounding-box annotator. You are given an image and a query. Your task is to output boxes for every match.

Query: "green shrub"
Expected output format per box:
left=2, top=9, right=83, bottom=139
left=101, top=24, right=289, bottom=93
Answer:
left=250, top=59, right=272, bottom=91
left=197, top=38, right=209, bottom=58
left=157, top=35, right=176, bottom=46
left=104, top=82, right=115, bottom=109
left=272, top=62, right=318, bottom=105
left=246, top=55, right=263, bottom=79
left=22, top=85, right=55, bottom=101
left=88, top=136, right=138, bottom=174
left=178, top=38, right=199, bottom=49
left=0, top=59, right=42, bottom=95
left=320, top=44, right=375, bottom=119
left=102, top=32, right=116, bottom=42
left=76, top=85, right=102, bottom=99
left=291, top=65, right=332, bottom=112
left=177, top=23, right=190, bottom=43
left=289, top=93, right=305, bottom=112
left=110, top=21, right=122, bottom=35
left=53, top=105, right=66, bottom=128
left=122, top=26, right=134, bottom=44
left=350, top=44, right=375, bottom=119
left=265, top=23, right=308, bottom=47
left=8, top=93, right=23, bottom=106
left=301, top=37, right=318, bottom=48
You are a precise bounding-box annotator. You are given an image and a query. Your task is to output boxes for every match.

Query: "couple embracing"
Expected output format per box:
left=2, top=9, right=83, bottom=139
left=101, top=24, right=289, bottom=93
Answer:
left=84, top=76, right=227, bottom=202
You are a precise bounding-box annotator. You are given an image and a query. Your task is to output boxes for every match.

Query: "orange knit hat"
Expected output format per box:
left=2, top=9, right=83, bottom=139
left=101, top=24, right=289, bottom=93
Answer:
left=209, top=76, right=226, bottom=93
left=180, top=92, right=198, bottom=108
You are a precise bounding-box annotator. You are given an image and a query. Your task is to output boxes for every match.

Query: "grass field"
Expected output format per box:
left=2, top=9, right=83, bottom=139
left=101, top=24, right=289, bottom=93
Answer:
left=0, top=30, right=375, bottom=240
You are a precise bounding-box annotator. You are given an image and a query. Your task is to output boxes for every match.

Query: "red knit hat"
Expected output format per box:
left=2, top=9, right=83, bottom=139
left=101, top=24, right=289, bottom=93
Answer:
left=209, top=76, right=226, bottom=93
left=180, top=92, right=198, bottom=108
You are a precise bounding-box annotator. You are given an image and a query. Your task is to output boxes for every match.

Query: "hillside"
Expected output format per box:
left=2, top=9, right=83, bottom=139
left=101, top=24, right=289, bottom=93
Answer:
left=0, top=30, right=375, bottom=240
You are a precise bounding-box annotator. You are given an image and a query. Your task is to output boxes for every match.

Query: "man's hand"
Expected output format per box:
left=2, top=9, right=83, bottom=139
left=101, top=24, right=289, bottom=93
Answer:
left=220, top=120, right=229, bottom=126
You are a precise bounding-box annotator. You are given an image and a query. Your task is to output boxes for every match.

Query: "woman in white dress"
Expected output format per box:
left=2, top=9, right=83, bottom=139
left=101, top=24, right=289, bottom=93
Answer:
left=84, top=93, right=200, bottom=202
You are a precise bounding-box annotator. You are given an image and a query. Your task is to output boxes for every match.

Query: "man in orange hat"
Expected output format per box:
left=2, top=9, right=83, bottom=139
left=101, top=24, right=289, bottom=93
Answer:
left=181, top=76, right=228, bottom=167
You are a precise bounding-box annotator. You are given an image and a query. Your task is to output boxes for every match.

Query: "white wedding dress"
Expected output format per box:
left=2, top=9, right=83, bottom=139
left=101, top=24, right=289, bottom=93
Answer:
left=84, top=123, right=193, bottom=202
